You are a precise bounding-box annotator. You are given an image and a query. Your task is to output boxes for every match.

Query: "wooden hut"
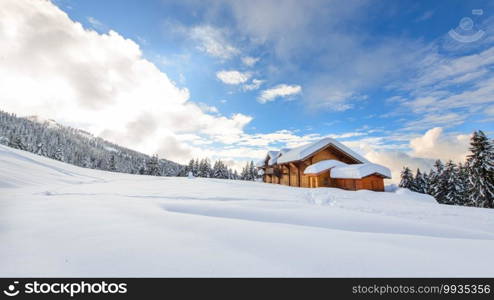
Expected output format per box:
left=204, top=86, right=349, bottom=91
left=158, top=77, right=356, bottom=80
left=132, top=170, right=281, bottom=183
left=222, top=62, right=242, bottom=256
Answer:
left=256, top=138, right=391, bottom=192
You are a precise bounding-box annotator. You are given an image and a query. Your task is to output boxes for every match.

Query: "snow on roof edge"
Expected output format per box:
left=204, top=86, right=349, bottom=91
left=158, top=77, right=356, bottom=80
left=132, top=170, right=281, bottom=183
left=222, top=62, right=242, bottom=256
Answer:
left=304, top=160, right=347, bottom=175
left=277, top=137, right=369, bottom=165
left=331, top=163, right=392, bottom=179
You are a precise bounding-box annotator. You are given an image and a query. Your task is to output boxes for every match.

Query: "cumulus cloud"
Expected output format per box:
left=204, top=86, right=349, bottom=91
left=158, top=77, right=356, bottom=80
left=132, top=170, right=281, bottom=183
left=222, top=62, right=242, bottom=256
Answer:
left=359, top=127, right=471, bottom=183
left=364, top=150, right=435, bottom=184
left=409, top=127, right=470, bottom=163
left=0, top=0, right=252, bottom=163
left=258, top=84, right=302, bottom=103
left=216, top=70, right=252, bottom=85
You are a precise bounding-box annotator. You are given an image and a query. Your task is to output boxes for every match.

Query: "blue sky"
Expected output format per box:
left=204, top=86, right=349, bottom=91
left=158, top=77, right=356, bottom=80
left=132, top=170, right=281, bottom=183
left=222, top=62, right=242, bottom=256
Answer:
left=60, top=0, right=494, bottom=136
left=2, top=0, right=494, bottom=180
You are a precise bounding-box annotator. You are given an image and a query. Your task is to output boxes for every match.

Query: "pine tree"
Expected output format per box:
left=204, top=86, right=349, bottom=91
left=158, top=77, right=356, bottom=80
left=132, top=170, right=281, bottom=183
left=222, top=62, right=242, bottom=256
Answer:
left=108, top=155, right=117, bottom=172
left=412, top=168, right=426, bottom=193
left=193, top=159, right=200, bottom=177
left=240, top=163, right=248, bottom=180
left=53, top=146, right=64, bottom=162
left=82, top=156, right=92, bottom=169
left=35, top=142, right=47, bottom=156
left=8, top=135, right=25, bottom=150
left=198, top=158, right=212, bottom=178
left=187, top=159, right=194, bottom=176
left=248, top=161, right=257, bottom=181
left=429, top=160, right=447, bottom=203
left=145, top=154, right=161, bottom=176
left=466, top=130, right=494, bottom=208
left=443, top=160, right=460, bottom=205
left=138, top=159, right=146, bottom=175
left=399, top=167, right=414, bottom=189
left=422, top=172, right=431, bottom=195
left=457, top=162, right=471, bottom=206
left=212, top=160, right=229, bottom=179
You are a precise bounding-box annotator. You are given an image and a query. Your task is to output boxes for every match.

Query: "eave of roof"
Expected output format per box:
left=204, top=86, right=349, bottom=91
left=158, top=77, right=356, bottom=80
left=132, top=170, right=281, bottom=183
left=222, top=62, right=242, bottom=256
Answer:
left=277, top=137, right=369, bottom=165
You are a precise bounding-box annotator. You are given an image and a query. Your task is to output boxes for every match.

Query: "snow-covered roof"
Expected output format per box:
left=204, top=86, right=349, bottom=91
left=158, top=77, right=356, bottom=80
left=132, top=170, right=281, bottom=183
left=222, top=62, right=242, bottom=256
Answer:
left=255, top=159, right=265, bottom=168
left=267, top=150, right=281, bottom=165
left=277, top=137, right=369, bottom=165
left=304, top=160, right=347, bottom=175
left=279, top=148, right=291, bottom=154
left=331, top=163, right=392, bottom=179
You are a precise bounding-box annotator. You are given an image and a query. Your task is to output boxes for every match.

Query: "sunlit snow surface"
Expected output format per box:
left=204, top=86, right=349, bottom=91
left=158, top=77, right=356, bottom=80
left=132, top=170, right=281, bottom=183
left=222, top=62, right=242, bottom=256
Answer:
left=1, top=144, right=494, bottom=277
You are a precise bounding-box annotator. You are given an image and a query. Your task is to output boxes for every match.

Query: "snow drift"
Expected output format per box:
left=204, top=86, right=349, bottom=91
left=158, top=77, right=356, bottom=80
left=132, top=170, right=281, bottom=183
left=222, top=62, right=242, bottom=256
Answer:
left=1, top=144, right=494, bottom=277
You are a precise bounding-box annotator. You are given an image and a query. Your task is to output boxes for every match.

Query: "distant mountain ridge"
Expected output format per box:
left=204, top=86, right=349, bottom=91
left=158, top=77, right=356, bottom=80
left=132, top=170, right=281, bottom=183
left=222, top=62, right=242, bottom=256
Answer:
left=0, top=110, right=185, bottom=176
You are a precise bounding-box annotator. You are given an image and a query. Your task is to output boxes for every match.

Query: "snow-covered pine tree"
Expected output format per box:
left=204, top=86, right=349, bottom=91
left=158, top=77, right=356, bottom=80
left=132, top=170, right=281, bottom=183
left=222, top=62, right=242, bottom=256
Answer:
left=457, top=162, right=471, bottom=206
left=198, top=158, right=212, bottom=178
left=53, top=145, right=64, bottom=162
left=212, top=161, right=219, bottom=178
left=193, top=159, right=200, bottom=177
left=248, top=161, right=258, bottom=181
left=138, top=159, right=146, bottom=175
left=426, top=167, right=435, bottom=196
left=399, top=167, right=414, bottom=189
left=443, top=160, right=460, bottom=205
left=108, top=155, right=117, bottom=172
left=186, top=159, right=194, bottom=175
left=206, top=159, right=212, bottom=177
left=82, top=155, right=92, bottom=169
left=8, top=135, right=25, bottom=150
left=466, top=130, right=494, bottom=208
left=239, top=165, right=246, bottom=180
left=219, top=161, right=229, bottom=179
left=412, top=168, right=426, bottom=193
left=145, top=154, right=161, bottom=176
left=211, top=160, right=229, bottom=179
left=429, top=160, right=447, bottom=203
left=35, top=142, right=47, bottom=156
left=422, top=172, right=431, bottom=195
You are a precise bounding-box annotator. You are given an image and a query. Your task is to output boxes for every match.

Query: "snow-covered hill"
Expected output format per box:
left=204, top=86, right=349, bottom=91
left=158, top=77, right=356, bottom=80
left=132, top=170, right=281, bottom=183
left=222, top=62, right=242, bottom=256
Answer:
left=0, top=110, right=184, bottom=176
left=1, top=144, right=494, bottom=277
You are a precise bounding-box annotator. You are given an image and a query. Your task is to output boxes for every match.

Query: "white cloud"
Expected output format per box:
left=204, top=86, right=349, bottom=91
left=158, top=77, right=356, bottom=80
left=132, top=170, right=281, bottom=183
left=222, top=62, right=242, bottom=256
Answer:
left=393, top=46, right=494, bottom=124
left=242, top=79, right=264, bottom=91
left=188, top=25, right=239, bottom=60
left=365, top=150, right=434, bottom=184
left=409, top=127, right=470, bottom=163
left=218, top=0, right=423, bottom=110
left=360, top=127, right=471, bottom=183
left=216, top=70, right=251, bottom=85
left=485, top=105, right=494, bottom=116
left=242, top=56, right=259, bottom=66
left=0, top=0, right=252, bottom=164
left=407, top=47, right=494, bottom=90
left=258, top=84, right=302, bottom=103
left=404, top=113, right=468, bottom=130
